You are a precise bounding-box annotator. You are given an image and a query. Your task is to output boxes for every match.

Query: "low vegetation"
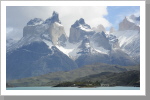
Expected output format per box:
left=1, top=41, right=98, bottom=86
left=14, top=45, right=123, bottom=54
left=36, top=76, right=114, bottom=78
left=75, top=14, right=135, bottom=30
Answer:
left=53, top=70, right=140, bottom=87
left=6, top=63, right=140, bottom=87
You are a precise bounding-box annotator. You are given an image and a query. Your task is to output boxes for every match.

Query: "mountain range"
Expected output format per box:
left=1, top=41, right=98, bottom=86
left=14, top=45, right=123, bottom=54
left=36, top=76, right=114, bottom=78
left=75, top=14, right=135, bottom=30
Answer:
left=6, top=11, right=140, bottom=81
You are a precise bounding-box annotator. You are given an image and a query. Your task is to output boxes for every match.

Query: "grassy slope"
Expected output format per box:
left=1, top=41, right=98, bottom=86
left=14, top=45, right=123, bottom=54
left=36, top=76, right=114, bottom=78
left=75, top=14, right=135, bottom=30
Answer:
left=54, top=70, right=140, bottom=87
left=7, top=63, right=140, bottom=87
left=75, top=70, right=140, bottom=86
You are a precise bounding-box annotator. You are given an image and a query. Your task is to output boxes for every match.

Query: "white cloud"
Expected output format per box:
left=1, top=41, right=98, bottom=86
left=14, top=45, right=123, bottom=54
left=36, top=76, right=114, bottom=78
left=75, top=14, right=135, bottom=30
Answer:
left=50, top=6, right=110, bottom=35
left=6, top=6, right=111, bottom=39
left=6, top=27, right=22, bottom=40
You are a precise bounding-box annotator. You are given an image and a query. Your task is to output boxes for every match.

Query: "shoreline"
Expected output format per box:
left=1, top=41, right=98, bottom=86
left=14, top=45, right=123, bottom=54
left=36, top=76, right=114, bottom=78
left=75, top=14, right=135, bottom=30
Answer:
left=6, top=85, right=139, bottom=88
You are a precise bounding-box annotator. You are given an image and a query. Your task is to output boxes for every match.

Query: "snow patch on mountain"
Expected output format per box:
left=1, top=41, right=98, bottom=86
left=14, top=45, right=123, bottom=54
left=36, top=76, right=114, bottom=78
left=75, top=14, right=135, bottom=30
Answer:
left=55, top=22, right=63, bottom=27
left=127, top=15, right=140, bottom=26
left=56, top=45, right=73, bottom=56
left=6, top=38, right=18, bottom=49
left=111, top=30, right=140, bottom=62
left=55, top=41, right=81, bottom=58
left=27, top=18, right=44, bottom=26
left=111, top=30, right=139, bottom=47
left=7, top=35, right=43, bottom=52
left=42, top=39, right=53, bottom=49
left=90, top=41, right=109, bottom=54
left=79, top=25, right=93, bottom=32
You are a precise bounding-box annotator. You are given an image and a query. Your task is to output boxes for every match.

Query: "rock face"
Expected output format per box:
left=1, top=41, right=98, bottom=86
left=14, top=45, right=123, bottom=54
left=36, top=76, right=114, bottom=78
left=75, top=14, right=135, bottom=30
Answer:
left=91, top=32, right=111, bottom=50
left=75, top=53, right=110, bottom=67
left=58, top=34, right=67, bottom=46
left=27, top=18, right=44, bottom=26
left=74, top=32, right=136, bottom=67
left=69, top=18, right=94, bottom=43
left=109, top=49, right=137, bottom=66
left=23, top=11, right=67, bottom=45
left=49, top=22, right=67, bottom=45
left=108, top=34, right=120, bottom=49
left=119, top=17, right=140, bottom=31
left=77, top=36, right=94, bottom=54
left=44, top=11, right=61, bottom=24
left=92, top=24, right=106, bottom=33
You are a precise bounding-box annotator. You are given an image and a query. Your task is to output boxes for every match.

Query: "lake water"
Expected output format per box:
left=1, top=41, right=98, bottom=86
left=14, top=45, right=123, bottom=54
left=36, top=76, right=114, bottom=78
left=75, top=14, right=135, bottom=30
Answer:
left=6, top=86, right=140, bottom=90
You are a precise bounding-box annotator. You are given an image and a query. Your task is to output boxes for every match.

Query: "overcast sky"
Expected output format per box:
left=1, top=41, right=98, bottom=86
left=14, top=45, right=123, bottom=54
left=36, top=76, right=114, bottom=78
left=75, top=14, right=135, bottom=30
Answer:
left=6, top=6, right=140, bottom=40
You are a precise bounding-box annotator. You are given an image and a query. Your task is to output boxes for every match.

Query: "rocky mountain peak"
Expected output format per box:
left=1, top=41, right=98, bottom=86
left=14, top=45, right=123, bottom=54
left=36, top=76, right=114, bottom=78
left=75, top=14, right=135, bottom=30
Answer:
left=44, top=11, right=61, bottom=24
left=52, top=11, right=58, bottom=16
left=91, top=32, right=111, bottom=50
left=27, top=18, right=43, bottom=26
left=72, top=20, right=80, bottom=27
left=79, top=18, right=85, bottom=24
left=69, top=18, right=94, bottom=43
left=22, top=11, right=67, bottom=46
left=78, top=35, right=93, bottom=54
left=81, top=35, right=90, bottom=46
left=119, top=16, right=140, bottom=31
left=71, top=18, right=91, bottom=29
left=123, top=16, right=128, bottom=22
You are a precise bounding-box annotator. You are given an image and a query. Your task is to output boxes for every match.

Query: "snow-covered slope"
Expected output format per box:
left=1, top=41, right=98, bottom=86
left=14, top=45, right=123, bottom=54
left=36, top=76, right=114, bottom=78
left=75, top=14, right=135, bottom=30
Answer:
left=6, top=38, right=18, bottom=50
left=111, top=14, right=140, bottom=63
left=127, top=15, right=140, bottom=26
left=56, top=41, right=81, bottom=59
left=111, top=30, right=140, bottom=62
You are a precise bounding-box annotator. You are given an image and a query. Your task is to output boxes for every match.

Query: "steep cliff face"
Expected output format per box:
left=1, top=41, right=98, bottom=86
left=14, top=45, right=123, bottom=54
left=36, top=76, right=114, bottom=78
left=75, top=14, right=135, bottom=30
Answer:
left=108, top=34, right=120, bottom=49
left=91, top=32, right=111, bottom=50
left=23, top=11, right=67, bottom=45
left=69, top=18, right=94, bottom=43
left=49, top=22, right=66, bottom=45
left=119, top=17, right=140, bottom=31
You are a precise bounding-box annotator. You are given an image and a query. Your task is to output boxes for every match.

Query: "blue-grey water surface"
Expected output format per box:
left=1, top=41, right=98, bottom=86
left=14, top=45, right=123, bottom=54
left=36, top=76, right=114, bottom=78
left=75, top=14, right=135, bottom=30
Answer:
left=6, top=86, right=140, bottom=90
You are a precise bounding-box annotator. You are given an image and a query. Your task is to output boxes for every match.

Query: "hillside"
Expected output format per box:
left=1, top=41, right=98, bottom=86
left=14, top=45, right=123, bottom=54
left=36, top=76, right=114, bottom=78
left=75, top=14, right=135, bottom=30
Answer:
left=54, top=70, right=140, bottom=87
left=6, top=63, right=140, bottom=87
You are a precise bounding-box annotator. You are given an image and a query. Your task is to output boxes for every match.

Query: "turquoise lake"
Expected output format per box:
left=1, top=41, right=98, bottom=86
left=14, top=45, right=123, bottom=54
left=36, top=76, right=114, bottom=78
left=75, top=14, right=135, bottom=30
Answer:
left=6, top=86, right=140, bottom=90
